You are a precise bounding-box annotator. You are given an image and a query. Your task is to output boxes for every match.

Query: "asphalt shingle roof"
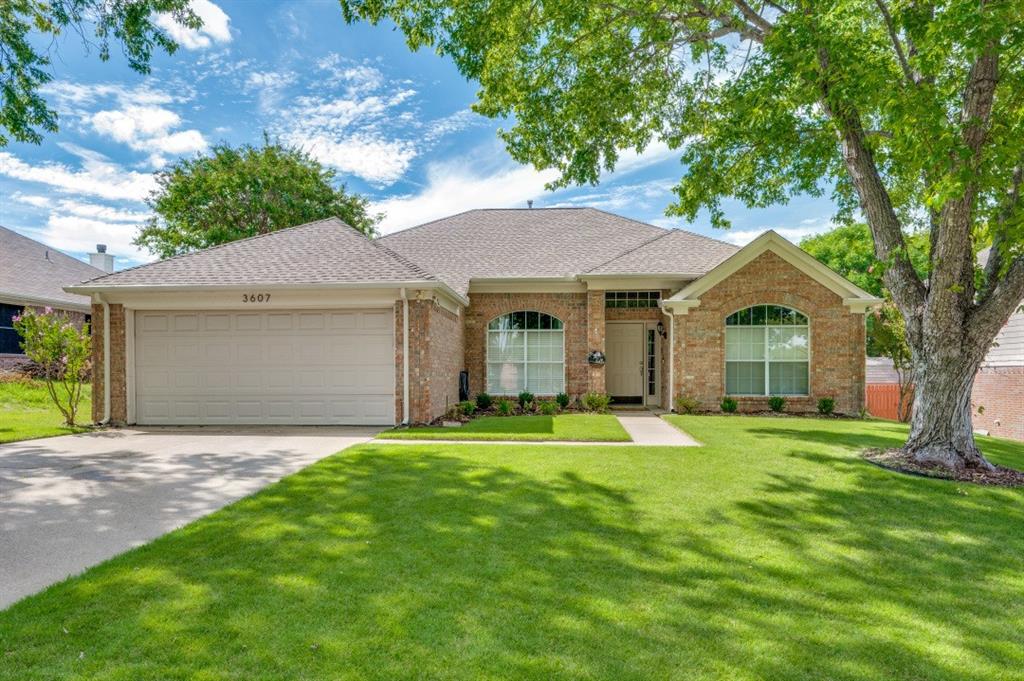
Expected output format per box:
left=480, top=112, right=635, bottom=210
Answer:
left=379, top=208, right=674, bottom=295
left=0, top=226, right=104, bottom=310
left=76, top=218, right=436, bottom=288
left=586, top=228, right=738, bottom=275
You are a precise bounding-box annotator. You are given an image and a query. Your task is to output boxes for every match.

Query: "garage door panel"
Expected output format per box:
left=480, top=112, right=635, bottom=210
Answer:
left=136, top=309, right=395, bottom=425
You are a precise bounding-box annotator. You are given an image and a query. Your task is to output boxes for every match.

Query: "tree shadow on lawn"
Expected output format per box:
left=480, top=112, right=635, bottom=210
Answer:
left=3, top=443, right=1022, bottom=680
left=746, top=422, right=1024, bottom=471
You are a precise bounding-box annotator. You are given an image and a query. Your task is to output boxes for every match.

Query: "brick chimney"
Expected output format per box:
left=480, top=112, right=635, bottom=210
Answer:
left=89, top=244, right=115, bottom=273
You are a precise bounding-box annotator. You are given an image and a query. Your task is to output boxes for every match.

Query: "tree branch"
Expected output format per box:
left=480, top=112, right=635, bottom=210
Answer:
left=873, top=0, right=915, bottom=85
left=968, top=255, right=1024, bottom=353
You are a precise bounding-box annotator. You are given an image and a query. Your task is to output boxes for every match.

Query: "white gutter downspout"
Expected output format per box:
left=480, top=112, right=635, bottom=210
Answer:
left=400, top=288, right=410, bottom=425
left=98, top=293, right=111, bottom=424
left=662, top=305, right=674, bottom=412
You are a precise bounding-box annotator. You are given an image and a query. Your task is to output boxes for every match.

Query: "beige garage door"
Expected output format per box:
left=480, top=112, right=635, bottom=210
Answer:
left=135, top=309, right=395, bottom=425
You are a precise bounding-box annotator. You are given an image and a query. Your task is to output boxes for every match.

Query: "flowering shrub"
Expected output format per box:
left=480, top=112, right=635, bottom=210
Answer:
left=12, top=308, right=91, bottom=426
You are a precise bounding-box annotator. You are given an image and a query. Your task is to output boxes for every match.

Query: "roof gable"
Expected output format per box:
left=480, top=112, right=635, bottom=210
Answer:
left=0, top=226, right=104, bottom=311
left=664, top=230, right=882, bottom=313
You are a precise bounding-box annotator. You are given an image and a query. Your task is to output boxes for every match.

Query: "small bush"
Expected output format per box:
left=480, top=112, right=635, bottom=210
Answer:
left=768, top=396, right=786, bottom=412
left=475, top=392, right=493, bottom=410
left=720, top=397, right=738, bottom=413
left=538, top=400, right=559, bottom=416
left=817, top=397, right=835, bottom=415
left=675, top=395, right=700, bottom=414
left=517, top=391, right=535, bottom=409
left=582, top=392, right=612, bottom=413
left=458, top=400, right=477, bottom=417
left=497, top=398, right=515, bottom=416
left=555, top=392, right=571, bottom=409
left=12, top=307, right=91, bottom=426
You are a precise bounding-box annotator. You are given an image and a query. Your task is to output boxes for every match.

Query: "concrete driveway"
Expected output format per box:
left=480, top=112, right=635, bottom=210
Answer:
left=0, top=426, right=377, bottom=609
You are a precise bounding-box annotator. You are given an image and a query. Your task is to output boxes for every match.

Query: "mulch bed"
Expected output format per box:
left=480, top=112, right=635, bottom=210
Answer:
left=863, top=448, right=1024, bottom=487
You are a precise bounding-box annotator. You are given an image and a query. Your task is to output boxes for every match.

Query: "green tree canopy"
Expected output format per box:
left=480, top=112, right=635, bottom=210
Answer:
left=135, top=139, right=380, bottom=258
left=1, top=0, right=198, bottom=146
left=341, top=0, right=1024, bottom=472
left=801, top=224, right=928, bottom=298
left=135, top=139, right=380, bottom=259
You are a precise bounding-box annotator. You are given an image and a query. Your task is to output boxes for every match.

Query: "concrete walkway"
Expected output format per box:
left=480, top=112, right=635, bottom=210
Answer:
left=1, top=426, right=377, bottom=609
left=612, top=411, right=700, bottom=446
left=374, top=412, right=699, bottom=447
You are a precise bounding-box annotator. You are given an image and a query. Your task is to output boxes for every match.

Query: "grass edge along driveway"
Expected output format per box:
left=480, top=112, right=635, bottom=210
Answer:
left=377, top=413, right=631, bottom=441
left=2, top=416, right=1022, bottom=681
left=0, top=380, right=91, bottom=444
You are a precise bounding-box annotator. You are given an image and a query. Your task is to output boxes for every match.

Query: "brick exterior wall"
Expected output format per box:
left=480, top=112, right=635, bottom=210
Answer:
left=395, top=297, right=465, bottom=424
left=586, top=290, right=605, bottom=393
left=671, top=251, right=866, bottom=415
left=970, top=366, right=1024, bottom=440
left=90, top=302, right=127, bottom=424
left=465, top=292, right=589, bottom=399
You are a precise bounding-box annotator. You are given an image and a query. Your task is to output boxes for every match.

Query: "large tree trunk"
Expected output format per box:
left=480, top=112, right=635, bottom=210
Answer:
left=904, top=352, right=994, bottom=472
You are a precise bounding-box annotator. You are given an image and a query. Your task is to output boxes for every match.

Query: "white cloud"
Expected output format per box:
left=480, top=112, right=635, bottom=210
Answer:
left=374, top=158, right=559, bottom=233
left=91, top=105, right=207, bottom=159
left=39, top=215, right=150, bottom=263
left=155, top=0, right=232, bottom=50
left=0, top=146, right=156, bottom=202
left=12, top=194, right=151, bottom=223
left=717, top=216, right=836, bottom=246
left=376, top=141, right=685, bottom=233
left=244, top=70, right=298, bottom=112
left=293, top=133, right=418, bottom=186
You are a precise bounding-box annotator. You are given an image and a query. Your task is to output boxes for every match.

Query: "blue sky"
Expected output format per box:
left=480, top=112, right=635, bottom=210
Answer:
left=0, top=0, right=838, bottom=269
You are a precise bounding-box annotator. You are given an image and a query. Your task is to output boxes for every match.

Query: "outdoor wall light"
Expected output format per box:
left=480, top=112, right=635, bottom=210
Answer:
left=657, top=321, right=667, bottom=339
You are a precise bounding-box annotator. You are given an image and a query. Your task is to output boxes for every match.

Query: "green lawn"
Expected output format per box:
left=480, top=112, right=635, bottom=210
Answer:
left=0, top=380, right=91, bottom=444
left=2, top=417, right=1023, bottom=680
left=377, top=413, right=631, bottom=441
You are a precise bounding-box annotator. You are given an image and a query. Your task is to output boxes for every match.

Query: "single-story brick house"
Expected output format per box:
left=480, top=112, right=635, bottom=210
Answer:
left=66, top=209, right=880, bottom=426
left=0, top=225, right=111, bottom=370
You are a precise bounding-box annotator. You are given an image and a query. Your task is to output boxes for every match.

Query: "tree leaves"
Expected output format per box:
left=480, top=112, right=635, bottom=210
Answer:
left=134, top=138, right=381, bottom=259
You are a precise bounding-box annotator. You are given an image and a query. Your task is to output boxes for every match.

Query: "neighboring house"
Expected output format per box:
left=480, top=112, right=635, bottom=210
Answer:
left=66, top=208, right=880, bottom=426
left=0, top=226, right=111, bottom=370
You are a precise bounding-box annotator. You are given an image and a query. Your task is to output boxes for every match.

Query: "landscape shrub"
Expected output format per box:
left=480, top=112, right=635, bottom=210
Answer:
left=538, top=400, right=559, bottom=416
left=496, top=398, right=515, bottom=416
left=768, top=396, right=786, bottom=412
left=475, top=392, right=493, bottom=410
left=675, top=395, right=700, bottom=414
left=582, top=392, right=612, bottom=413
left=12, top=308, right=91, bottom=426
left=517, top=391, right=535, bottom=409
left=720, top=397, right=738, bottom=413
left=817, top=397, right=835, bottom=415
left=458, top=400, right=476, bottom=417
left=555, top=392, right=571, bottom=409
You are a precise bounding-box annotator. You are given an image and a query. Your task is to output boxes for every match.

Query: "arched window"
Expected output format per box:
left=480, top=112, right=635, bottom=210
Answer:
left=725, top=305, right=809, bottom=396
left=487, top=311, right=564, bottom=395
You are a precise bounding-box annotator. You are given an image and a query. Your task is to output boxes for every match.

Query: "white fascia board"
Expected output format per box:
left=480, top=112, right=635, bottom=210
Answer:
left=581, top=276, right=695, bottom=292
left=65, top=280, right=469, bottom=307
left=664, top=231, right=880, bottom=312
left=0, top=291, right=92, bottom=313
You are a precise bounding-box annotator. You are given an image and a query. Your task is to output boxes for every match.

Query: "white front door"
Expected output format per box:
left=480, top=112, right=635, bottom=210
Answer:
left=134, top=309, right=395, bottom=425
left=606, top=322, right=644, bottom=399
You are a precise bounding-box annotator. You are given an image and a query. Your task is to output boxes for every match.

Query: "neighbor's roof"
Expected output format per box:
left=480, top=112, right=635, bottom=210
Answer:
left=380, top=208, right=728, bottom=295
left=585, top=227, right=738, bottom=276
left=69, top=218, right=438, bottom=291
left=0, top=225, right=104, bottom=311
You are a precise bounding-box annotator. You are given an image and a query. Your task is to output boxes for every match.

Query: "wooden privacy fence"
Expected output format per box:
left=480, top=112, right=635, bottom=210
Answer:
left=865, top=383, right=912, bottom=421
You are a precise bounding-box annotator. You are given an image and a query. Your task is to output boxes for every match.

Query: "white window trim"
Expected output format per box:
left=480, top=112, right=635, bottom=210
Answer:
left=724, top=306, right=811, bottom=397
left=485, top=311, right=566, bottom=396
